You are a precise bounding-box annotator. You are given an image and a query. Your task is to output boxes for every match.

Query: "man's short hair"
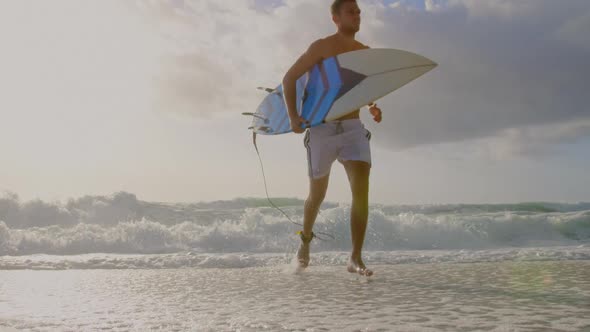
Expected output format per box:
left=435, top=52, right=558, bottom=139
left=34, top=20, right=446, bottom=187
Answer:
left=331, top=0, right=356, bottom=15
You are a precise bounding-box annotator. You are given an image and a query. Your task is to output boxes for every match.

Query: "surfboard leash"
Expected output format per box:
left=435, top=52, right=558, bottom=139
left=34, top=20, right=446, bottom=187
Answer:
left=250, top=131, right=335, bottom=242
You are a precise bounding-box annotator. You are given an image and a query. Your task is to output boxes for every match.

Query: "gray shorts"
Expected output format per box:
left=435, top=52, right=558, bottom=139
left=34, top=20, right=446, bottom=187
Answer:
left=303, top=118, right=372, bottom=179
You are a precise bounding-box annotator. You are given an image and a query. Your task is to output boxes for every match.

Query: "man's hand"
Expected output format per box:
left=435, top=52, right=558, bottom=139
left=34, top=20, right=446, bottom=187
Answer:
left=369, top=104, right=382, bottom=123
left=290, top=115, right=309, bottom=134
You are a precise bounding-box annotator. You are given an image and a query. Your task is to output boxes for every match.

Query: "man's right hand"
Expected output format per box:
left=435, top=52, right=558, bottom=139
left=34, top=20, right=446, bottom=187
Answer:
left=289, top=116, right=309, bottom=134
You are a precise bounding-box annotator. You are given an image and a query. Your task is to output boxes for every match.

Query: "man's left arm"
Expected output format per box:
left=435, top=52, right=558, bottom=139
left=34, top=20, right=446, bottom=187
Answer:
left=362, top=44, right=382, bottom=123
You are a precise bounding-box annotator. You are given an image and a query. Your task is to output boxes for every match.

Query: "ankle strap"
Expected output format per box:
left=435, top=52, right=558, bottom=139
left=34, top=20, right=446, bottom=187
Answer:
left=296, top=230, right=315, bottom=244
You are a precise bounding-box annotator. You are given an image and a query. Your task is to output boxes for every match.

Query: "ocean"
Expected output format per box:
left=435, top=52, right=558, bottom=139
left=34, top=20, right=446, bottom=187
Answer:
left=1, top=192, right=589, bottom=331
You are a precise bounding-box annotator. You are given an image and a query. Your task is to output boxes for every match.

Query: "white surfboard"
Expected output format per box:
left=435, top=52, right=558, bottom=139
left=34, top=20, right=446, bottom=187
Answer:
left=248, top=48, right=437, bottom=135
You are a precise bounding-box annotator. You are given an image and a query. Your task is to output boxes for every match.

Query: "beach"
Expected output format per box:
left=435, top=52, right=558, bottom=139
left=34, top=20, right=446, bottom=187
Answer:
left=1, top=253, right=589, bottom=331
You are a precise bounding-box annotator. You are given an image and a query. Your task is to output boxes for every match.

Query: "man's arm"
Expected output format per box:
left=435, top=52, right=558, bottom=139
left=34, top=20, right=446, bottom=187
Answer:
left=360, top=43, right=382, bottom=123
left=282, top=40, right=324, bottom=133
left=361, top=44, right=375, bottom=106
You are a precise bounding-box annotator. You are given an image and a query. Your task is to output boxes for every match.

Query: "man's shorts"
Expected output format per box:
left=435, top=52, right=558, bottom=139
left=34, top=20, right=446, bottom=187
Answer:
left=303, top=118, right=372, bottom=179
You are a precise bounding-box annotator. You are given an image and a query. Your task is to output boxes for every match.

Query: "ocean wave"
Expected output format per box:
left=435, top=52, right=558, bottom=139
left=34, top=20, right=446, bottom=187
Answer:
left=0, top=192, right=589, bottom=255
left=1, top=191, right=588, bottom=229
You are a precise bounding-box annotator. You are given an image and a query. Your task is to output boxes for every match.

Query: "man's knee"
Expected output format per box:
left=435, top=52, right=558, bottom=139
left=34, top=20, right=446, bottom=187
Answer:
left=307, top=173, right=329, bottom=206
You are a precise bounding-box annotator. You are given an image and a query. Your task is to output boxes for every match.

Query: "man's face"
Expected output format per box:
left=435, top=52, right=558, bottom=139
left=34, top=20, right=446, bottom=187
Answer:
left=334, top=2, right=361, bottom=33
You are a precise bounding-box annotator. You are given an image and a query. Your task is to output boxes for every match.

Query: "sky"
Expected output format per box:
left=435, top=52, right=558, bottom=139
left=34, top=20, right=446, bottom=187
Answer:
left=0, top=0, right=589, bottom=205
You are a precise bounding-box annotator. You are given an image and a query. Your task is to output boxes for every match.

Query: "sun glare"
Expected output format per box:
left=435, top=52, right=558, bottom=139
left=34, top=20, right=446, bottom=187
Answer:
left=0, top=1, right=163, bottom=117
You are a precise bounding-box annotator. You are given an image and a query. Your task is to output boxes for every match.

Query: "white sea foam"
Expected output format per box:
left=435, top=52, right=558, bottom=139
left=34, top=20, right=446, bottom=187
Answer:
left=1, top=191, right=589, bottom=257
left=1, top=247, right=589, bottom=270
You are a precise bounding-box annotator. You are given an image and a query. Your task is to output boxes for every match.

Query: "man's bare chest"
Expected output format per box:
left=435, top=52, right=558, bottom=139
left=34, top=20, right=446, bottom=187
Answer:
left=320, top=43, right=366, bottom=61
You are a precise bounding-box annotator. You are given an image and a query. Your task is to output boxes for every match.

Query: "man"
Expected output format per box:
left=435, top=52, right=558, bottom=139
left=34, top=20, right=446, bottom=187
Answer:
left=282, top=0, right=382, bottom=277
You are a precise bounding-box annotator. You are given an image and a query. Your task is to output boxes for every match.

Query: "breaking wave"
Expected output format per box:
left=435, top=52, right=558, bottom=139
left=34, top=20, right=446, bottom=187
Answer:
left=0, top=191, right=589, bottom=256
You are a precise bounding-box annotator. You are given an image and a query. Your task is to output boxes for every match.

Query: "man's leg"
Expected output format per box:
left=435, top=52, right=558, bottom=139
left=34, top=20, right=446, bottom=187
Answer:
left=342, top=160, right=373, bottom=276
left=297, top=173, right=330, bottom=267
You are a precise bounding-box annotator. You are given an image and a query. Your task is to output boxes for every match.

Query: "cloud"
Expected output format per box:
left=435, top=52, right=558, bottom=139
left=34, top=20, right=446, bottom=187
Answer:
left=424, top=0, right=443, bottom=12
left=134, top=0, right=590, bottom=157
left=479, top=118, right=590, bottom=159
left=134, top=0, right=335, bottom=115
left=447, top=0, right=534, bottom=18
left=552, top=10, right=590, bottom=51
left=361, top=0, right=590, bottom=156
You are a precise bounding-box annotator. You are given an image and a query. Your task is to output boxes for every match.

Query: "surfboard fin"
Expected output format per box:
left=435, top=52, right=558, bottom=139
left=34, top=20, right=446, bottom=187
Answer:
left=242, top=112, right=269, bottom=124
left=257, top=126, right=273, bottom=133
left=257, top=86, right=283, bottom=98
left=257, top=87, right=275, bottom=93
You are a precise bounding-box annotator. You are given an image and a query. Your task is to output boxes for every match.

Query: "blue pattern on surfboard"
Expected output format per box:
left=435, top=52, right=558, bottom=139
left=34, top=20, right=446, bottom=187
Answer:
left=306, top=61, right=330, bottom=126
left=300, top=65, right=325, bottom=126
left=310, top=57, right=342, bottom=125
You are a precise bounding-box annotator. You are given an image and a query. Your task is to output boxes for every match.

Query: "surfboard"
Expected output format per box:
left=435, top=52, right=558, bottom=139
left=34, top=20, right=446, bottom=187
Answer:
left=245, top=48, right=437, bottom=135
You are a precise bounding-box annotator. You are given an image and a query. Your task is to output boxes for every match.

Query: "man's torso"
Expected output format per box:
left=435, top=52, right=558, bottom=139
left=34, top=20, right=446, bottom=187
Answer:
left=315, top=35, right=369, bottom=121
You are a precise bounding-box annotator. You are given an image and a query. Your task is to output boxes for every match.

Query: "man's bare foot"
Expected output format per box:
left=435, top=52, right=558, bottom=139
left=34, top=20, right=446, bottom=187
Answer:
left=296, top=242, right=310, bottom=268
left=347, top=256, right=373, bottom=276
left=296, top=231, right=314, bottom=268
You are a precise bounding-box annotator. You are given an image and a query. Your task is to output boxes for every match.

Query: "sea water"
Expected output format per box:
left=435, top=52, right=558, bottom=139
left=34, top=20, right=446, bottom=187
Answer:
left=1, top=193, right=589, bottom=331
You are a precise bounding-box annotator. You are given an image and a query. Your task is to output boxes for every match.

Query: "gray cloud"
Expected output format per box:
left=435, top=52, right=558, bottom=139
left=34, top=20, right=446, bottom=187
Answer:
left=362, top=0, right=590, bottom=154
left=137, top=0, right=590, bottom=156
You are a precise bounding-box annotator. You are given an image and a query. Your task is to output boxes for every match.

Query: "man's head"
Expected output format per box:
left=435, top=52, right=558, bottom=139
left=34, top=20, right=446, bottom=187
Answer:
left=331, top=0, right=361, bottom=33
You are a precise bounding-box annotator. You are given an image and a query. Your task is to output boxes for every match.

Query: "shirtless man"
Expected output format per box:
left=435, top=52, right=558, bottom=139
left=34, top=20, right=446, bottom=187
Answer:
left=282, top=0, right=382, bottom=276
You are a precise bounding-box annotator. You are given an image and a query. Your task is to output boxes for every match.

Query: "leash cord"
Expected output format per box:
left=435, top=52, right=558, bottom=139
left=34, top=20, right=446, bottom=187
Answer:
left=252, top=132, right=335, bottom=241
